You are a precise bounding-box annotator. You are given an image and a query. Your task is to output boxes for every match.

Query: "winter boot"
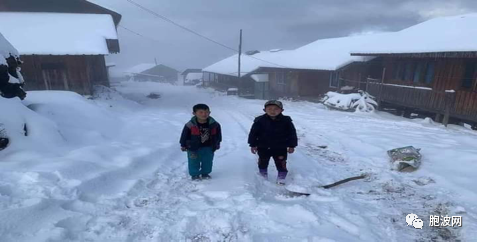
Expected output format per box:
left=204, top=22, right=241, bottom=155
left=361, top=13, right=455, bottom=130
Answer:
left=277, top=172, right=287, bottom=185
left=0, top=138, right=8, bottom=151
left=201, top=174, right=211, bottom=180
left=191, top=175, right=201, bottom=181
left=259, top=169, right=268, bottom=179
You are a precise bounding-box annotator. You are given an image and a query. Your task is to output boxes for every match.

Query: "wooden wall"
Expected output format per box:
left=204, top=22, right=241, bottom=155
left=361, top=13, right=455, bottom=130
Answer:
left=204, top=72, right=254, bottom=95
left=21, top=55, right=109, bottom=95
left=370, top=56, right=477, bottom=123
left=296, top=71, right=335, bottom=96
left=266, top=68, right=336, bottom=98
left=340, top=59, right=384, bottom=91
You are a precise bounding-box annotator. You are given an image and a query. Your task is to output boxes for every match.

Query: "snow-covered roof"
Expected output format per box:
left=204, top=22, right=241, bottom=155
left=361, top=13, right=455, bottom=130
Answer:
left=0, top=12, right=118, bottom=55
left=203, top=34, right=388, bottom=76
left=0, top=32, right=18, bottom=65
left=185, top=72, right=203, bottom=80
left=206, top=14, right=477, bottom=74
left=351, top=13, right=477, bottom=55
left=202, top=50, right=292, bottom=77
left=125, top=63, right=156, bottom=74
left=271, top=33, right=388, bottom=71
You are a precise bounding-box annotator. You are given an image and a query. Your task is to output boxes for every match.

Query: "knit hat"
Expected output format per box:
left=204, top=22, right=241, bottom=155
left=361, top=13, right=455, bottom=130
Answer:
left=264, top=100, right=283, bottom=109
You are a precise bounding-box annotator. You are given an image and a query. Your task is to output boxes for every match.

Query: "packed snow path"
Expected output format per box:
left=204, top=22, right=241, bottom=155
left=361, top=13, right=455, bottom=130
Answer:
left=0, top=82, right=475, bottom=241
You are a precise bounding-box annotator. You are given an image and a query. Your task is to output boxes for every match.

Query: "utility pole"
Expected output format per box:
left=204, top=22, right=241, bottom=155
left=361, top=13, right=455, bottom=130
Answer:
left=238, top=29, right=242, bottom=95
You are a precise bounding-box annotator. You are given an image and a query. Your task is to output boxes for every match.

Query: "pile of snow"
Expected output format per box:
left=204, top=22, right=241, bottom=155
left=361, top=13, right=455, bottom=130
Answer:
left=92, top=85, right=142, bottom=111
left=1, top=90, right=123, bottom=153
left=351, top=13, right=477, bottom=54
left=0, top=96, right=63, bottom=153
left=0, top=13, right=117, bottom=55
left=22, top=91, right=121, bottom=146
left=323, top=91, right=377, bottom=112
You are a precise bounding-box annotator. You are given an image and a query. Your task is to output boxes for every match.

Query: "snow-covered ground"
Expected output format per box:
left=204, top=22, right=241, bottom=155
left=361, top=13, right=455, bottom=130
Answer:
left=0, top=81, right=476, bottom=241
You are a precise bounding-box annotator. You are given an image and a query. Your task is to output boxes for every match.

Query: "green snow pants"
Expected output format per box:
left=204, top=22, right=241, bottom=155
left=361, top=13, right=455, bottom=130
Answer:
left=187, top=147, right=214, bottom=176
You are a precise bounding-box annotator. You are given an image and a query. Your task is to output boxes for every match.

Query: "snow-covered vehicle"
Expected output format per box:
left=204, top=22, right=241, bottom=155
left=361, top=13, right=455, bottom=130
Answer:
left=322, top=90, right=378, bottom=112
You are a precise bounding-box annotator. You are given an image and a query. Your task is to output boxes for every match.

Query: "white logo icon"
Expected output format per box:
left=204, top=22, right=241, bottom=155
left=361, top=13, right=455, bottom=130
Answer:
left=406, top=214, right=423, bottom=229
left=412, top=219, right=424, bottom=229
left=406, top=213, right=418, bottom=226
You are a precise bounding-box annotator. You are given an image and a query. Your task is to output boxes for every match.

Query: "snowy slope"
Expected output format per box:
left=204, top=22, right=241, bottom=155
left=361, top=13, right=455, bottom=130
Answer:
left=0, top=96, right=64, bottom=154
left=0, top=13, right=117, bottom=55
left=0, top=82, right=475, bottom=241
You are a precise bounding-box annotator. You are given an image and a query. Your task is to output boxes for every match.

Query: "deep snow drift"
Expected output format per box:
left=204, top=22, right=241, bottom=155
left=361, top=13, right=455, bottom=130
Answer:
left=0, top=82, right=475, bottom=241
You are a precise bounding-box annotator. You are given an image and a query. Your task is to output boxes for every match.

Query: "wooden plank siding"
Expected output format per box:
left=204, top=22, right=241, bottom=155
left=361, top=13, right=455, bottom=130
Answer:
left=203, top=72, right=254, bottom=95
left=339, top=59, right=384, bottom=92
left=21, top=55, right=109, bottom=95
left=256, top=67, right=338, bottom=99
left=367, top=56, right=477, bottom=124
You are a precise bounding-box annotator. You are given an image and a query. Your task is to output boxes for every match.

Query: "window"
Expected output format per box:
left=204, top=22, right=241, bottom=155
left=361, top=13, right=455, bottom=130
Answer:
left=404, top=62, right=414, bottom=81
left=462, top=61, right=476, bottom=89
left=413, top=63, right=424, bottom=83
left=329, top=72, right=339, bottom=88
left=424, top=62, right=435, bottom=84
left=393, top=61, right=434, bottom=85
left=393, top=62, right=404, bottom=80
left=277, top=72, right=286, bottom=85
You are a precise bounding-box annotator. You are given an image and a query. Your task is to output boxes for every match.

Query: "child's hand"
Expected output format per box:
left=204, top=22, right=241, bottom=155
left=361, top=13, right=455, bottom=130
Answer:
left=251, top=147, right=258, bottom=154
left=287, top=147, right=295, bottom=154
left=181, top=147, right=187, bottom=152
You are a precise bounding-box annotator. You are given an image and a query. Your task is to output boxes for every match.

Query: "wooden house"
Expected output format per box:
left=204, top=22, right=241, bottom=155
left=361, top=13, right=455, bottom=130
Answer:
left=127, top=64, right=179, bottom=83
left=351, top=14, right=477, bottom=128
left=0, top=1, right=121, bottom=95
left=202, top=34, right=388, bottom=100
left=202, top=53, right=268, bottom=97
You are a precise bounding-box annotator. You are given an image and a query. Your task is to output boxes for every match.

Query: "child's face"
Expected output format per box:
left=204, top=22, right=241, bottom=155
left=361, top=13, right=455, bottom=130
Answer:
left=264, top=105, right=283, bottom=117
left=194, top=109, right=210, bottom=120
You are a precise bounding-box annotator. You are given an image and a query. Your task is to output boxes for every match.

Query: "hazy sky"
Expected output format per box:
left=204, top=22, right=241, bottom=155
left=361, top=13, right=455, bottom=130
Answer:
left=90, top=0, right=477, bottom=73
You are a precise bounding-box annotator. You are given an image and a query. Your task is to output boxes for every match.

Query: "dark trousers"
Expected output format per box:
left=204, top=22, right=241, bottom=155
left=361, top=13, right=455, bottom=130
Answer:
left=257, top=147, right=288, bottom=172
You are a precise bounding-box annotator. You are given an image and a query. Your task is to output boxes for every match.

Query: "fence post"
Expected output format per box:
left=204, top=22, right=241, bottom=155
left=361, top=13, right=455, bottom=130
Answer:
left=377, top=68, right=386, bottom=110
left=434, top=113, right=441, bottom=123
left=366, top=75, right=370, bottom=92
left=443, top=90, right=456, bottom=127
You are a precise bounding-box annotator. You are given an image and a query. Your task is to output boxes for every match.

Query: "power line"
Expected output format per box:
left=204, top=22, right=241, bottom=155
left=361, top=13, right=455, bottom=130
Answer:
left=126, top=0, right=237, bottom=52
left=125, top=0, right=289, bottom=69
left=119, top=24, right=160, bottom=42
